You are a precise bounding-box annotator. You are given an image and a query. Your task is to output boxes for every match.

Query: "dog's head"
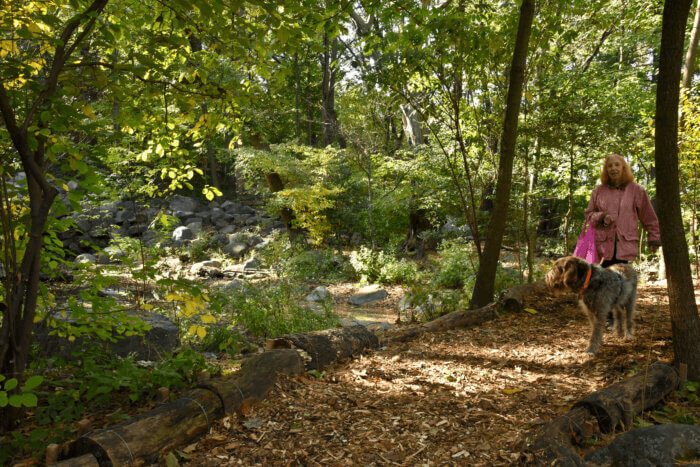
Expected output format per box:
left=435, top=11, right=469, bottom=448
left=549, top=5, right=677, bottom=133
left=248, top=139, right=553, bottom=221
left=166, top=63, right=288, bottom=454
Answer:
left=545, top=256, right=590, bottom=294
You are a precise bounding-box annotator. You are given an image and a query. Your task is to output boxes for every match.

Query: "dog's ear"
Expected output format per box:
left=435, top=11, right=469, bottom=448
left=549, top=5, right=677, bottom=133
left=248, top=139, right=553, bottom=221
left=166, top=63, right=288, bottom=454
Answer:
left=562, top=258, right=583, bottom=288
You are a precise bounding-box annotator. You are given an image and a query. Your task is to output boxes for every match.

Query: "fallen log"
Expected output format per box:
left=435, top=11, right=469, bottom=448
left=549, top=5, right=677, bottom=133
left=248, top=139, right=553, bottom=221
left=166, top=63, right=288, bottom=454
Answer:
left=59, top=349, right=304, bottom=466
left=266, top=324, right=380, bottom=370
left=385, top=302, right=498, bottom=343
left=523, top=362, right=680, bottom=466
left=572, top=362, right=680, bottom=433
left=498, top=279, right=546, bottom=313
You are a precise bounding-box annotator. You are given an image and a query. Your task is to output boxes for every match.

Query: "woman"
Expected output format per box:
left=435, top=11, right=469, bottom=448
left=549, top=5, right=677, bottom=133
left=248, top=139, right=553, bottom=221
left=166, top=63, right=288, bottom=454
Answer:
left=585, top=153, right=661, bottom=267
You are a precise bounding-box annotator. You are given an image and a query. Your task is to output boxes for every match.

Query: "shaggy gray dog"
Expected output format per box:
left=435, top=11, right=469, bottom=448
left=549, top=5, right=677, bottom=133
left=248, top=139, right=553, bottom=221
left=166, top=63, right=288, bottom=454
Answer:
left=544, top=256, right=638, bottom=355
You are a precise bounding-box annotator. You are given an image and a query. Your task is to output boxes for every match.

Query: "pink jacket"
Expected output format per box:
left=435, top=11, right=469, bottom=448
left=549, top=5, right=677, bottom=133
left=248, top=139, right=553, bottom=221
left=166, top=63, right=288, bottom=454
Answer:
left=585, top=182, right=661, bottom=261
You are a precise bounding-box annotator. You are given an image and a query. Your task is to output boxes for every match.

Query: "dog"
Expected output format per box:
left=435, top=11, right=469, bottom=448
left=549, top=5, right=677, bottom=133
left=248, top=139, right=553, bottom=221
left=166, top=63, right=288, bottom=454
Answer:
left=544, top=256, right=638, bottom=355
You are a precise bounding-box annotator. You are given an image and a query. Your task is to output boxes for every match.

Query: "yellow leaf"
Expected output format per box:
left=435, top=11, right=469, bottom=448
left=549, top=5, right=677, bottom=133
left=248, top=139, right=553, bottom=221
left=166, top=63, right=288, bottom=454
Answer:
left=188, top=325, right=198, bottom=336
left=141, top=303, right=154, bottom=311
left=165, top=292, right=182, bottom=302
left=26, top=22, right=43, bottom=36
left=82, top=105, right=96, bottom=120
left=197, top=326, right=207, bottom=339
left=201, top=314, right=217, bottom=324
left=502, top=388, right=523, bottom=395
left=523, top=308, right=539, bottom=314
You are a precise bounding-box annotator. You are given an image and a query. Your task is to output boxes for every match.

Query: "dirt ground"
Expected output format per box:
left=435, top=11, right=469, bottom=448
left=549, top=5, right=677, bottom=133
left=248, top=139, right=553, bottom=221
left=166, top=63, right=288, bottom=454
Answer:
left=180, top=280, right=695, bottom=466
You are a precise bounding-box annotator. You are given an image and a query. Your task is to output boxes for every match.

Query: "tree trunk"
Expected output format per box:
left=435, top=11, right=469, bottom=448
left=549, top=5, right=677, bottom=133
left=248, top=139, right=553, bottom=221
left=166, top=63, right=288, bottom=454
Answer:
left=263, top=172, right=306, bottom=244
left=655, top=0, right=700, bottom=379
left=0, top=0, right=108, bottom=431
left=470, top=0, right=534, bottom=309
left=385, top=303, right=498, bottom=343
left=266, top=325, right=380, bottom=370
left=526, top=363, right=680, bottom=465
left=63, top=350, right=305, bottom=466
left=321, top=33, right=346, bottom=148
left=682, top=0, right=700, bottom=91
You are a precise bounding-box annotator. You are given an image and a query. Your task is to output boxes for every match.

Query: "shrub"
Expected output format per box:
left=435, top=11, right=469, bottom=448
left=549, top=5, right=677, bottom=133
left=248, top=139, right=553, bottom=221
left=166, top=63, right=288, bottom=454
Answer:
left=349, top=246, right=421, bottom=285
left=433, top=239, right=476, bottom=289
left=216, top=280, right=339, bottom=338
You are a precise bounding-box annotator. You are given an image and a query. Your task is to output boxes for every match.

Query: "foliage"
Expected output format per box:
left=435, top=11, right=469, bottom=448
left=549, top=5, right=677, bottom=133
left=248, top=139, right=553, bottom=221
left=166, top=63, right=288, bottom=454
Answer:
left=214, top=280, right=339, bottom=338
left=433, top=239, right=478, bottom=290
left=282, top=248, right=356, bottom=283
left=0, top=347, right=206, bottom=464
left=349, top=246, right=421, bottom=285
left=0, top=374, right=42, bottom=408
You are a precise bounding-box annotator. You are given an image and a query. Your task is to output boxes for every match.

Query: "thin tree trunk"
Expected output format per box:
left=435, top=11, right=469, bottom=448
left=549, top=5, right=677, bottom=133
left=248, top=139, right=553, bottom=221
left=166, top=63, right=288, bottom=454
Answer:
left=470, top=0, right=534, bottom=309
left=655, top=0, right=700, bottom=380
left=682, top=0, right=700, bottom=91
left=295, top=53, right=301, bottom=139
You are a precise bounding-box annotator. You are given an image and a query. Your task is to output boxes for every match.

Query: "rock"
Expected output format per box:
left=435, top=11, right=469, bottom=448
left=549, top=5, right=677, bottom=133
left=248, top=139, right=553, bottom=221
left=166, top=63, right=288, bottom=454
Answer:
left=172, top=226, right=194, bottom=242
left=225, top=242, right=249, bottom=259
left=33, top=310, right=180, bottom=361
left=243, top=257, right=261, bottom=270
left=584, top=424, right=700, bottom=467
left=98, top=245, right=127, bottom=264
left=75, top=253, right=97, bottom=264
left=169, top=195, right=199, bottom=214
left=306, top=286, right=331, bottom=302
left=348, top=285, right=388, bottom=306
left=190, top=260, right=223, bottom=275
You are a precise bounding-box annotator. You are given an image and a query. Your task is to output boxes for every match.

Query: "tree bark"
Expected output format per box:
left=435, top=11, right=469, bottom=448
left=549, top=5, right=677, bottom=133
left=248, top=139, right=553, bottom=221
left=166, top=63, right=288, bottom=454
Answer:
left=263, top=172, right=306, bottom=244
left=682, top=0, right=700, bottom=91
left=321, top=33, right=346, bottom=148
left=266, top=325, right=380, bottom=370
left=385, top=303, right=498, bottom=343
left=470, top=0, right=534, bottom=308
left=655, top=0, right=700, bottom=380
left=526, top=363, right=680, bottom=465
left=63, top=349, right=304, bottom=465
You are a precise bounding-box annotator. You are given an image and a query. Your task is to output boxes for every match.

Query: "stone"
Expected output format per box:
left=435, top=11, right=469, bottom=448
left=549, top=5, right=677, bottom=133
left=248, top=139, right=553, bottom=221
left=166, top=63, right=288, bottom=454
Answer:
left=33, top=310, right=180, bottom=361
left=169, top=195, right=199, bottom=213
left=306, top=286, right=331, bottom=302
left=75, top=253, right=97, bottom=264
left=584, top=424, right=700, bottom=467
left=97, top=245, right=127, bottom=264
left=172, top=226, right=194, bottom=242
left=190, top=260, right=222, bottom=275
left=225, top=242, right=248, bottom=259
left=348, top=285, right=388, bottom=306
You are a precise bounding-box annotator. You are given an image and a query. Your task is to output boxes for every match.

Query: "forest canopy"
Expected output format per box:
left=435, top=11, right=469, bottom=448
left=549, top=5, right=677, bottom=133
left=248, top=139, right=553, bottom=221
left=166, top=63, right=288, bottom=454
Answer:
left=3, top=0, right=700, bottom=461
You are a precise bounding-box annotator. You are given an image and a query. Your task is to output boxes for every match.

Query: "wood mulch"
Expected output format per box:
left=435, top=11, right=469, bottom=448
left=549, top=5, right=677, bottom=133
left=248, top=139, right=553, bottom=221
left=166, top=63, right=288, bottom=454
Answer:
left=180, top=281, right=694, bottom=466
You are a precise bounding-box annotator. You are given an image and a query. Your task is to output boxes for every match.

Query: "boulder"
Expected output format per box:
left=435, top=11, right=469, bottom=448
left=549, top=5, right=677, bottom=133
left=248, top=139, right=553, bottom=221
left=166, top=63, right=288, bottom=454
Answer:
left=348, top=285, right=388, bottom=306
left=306, top=286, right=331, bottom=302
left=33, top=310, right=180, bottom=361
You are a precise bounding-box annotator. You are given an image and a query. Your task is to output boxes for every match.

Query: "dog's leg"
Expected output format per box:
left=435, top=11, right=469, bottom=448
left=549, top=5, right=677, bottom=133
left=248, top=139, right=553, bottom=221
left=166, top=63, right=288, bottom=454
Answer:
left=587, top=320, right=605, bottom=354
left=613, top=306, right=625, bottom=337
left=624, top=294, right=636, bottom=340
left=583, top=303, right=605, bottom=355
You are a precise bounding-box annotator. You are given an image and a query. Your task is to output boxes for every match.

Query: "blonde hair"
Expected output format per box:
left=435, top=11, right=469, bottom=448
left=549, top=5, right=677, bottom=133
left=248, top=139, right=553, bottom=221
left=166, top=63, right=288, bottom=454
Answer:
left=600, top=153, right=634, bottom=185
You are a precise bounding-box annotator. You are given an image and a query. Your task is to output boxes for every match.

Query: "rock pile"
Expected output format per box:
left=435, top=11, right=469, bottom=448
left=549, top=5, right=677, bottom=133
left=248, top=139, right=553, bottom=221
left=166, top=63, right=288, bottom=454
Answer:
left=60, top=194, right=284, bottom=262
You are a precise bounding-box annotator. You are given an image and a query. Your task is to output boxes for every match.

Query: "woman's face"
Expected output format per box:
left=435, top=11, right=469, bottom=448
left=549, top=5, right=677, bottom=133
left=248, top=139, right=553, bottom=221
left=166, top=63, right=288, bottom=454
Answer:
left=606, top=158, right=624, bottom=184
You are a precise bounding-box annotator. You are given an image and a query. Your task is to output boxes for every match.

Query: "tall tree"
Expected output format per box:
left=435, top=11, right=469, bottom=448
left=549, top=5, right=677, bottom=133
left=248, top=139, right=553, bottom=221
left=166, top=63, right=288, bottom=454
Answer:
left=655, top=0, right=700, bottom=379
left=0, top=0, right=110, bottom=430
left=470, top=0, right=535, bottom=309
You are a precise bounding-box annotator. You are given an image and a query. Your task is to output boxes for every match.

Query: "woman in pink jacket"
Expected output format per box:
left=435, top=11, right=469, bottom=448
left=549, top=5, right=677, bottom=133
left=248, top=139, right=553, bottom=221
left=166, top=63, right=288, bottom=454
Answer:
left=585, top=153, right=662, bottom=268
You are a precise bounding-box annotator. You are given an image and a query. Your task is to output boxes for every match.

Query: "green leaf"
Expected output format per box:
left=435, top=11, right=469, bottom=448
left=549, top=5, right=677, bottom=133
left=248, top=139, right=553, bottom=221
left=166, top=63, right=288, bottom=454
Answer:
left=4, top=378, right=18, bottom=391
left=23, top=375, right=43, bottom=391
